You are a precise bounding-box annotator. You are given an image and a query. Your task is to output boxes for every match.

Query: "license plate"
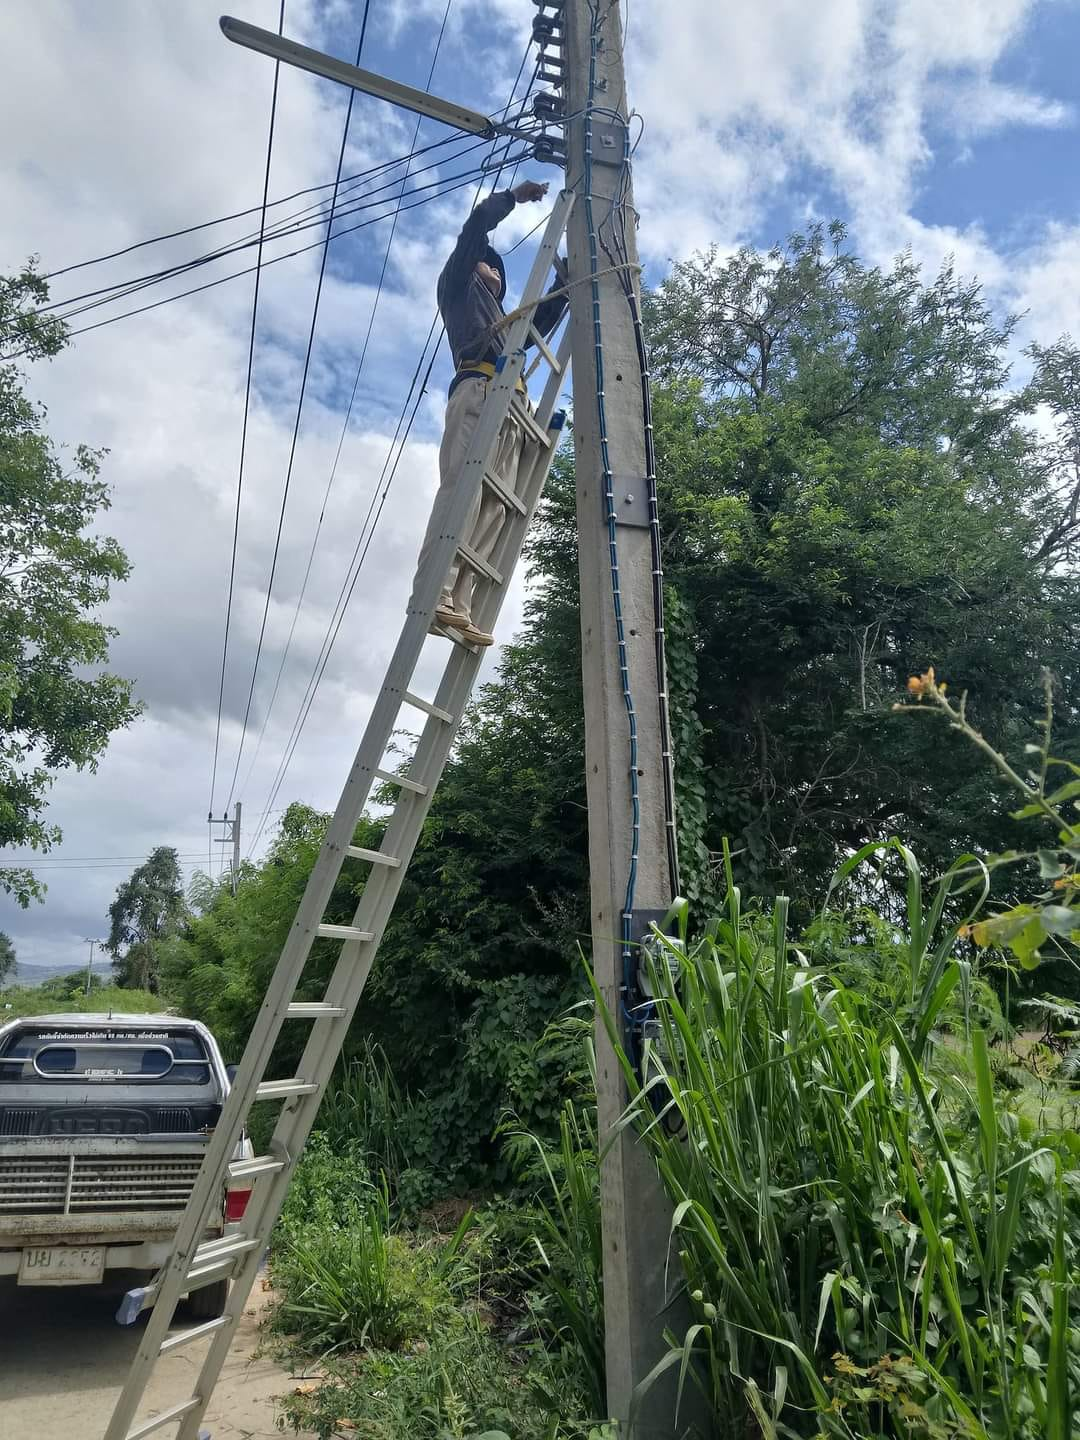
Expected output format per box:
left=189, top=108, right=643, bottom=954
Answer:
left=18, top=1245, right=106, bottom=1285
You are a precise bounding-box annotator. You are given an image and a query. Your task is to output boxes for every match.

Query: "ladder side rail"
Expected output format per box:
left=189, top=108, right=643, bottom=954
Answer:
left=535, top=326, right=573, bottom=428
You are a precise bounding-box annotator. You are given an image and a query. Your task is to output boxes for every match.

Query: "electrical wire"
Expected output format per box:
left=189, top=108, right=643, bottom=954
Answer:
left=237, top=0, right=456, bottom=799
left=208, top=0, right=285, bottom=833
left=245, top=40, right=538, bottom=858
left=39, top=85, right=541, bottom=290
left=223, top=2, right=374, bottom=814
left=40, top=131, right=480, bottom=284
left=5, top=166, right=527, bottom=353
left=32, top=84, right=547, bottom=331
left=38, top=137, right=502, bottom=325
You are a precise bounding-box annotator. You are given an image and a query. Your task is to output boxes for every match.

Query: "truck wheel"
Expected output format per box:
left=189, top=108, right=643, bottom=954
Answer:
left=185, top=1278, right=230, bottom=1320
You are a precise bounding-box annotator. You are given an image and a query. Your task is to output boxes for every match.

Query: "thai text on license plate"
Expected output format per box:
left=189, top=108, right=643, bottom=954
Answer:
left=18, top=1245, right=106, bottom=1285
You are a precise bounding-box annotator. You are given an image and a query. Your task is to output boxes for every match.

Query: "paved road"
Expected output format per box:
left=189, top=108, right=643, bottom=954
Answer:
left=0, top=1273, right=315, bottom=1438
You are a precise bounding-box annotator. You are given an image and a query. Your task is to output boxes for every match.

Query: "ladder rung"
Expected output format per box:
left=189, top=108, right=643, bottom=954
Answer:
left=528, top=324, right=562, bottom=373
left=403, top=690, right=454, bottom=724
left=345, top=844, right=401, bottom=867
left=190, top=1234, right=260, bottom=1270
left=229, top=1153, right=286, bottom=1180
left=509, top=399, right=554, bottom=448
left=255, top=1077, right=319, bottom=1100
left=160, top=1316, right=231, bottom=1354
left=456, top=542, right=503, bottom=585
left=125, top=1397, right=202, bottom=1440
left=430, top=620, right=479, bottom=652
left=286, top=1001, right=347, bottom=1019
left=316, top=922, right=375, bottom=942
left=373, top=767, right=427, bottom=795
left=482, top=468, right=527, bottom=515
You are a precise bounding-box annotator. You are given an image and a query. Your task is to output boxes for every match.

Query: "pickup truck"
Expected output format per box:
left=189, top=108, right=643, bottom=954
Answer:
left=0, top=1012, right=252, bottom=1319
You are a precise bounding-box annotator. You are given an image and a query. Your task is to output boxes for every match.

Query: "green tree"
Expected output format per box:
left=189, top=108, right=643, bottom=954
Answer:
left=0, top=265, right=140, bottom=905
left=0, top=931, right=15, bottom=984
left=106, top=846, right=187, bottom=992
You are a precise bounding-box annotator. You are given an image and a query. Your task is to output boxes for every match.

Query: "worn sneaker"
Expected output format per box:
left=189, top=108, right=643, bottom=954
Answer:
left=460, top=622, right=495, bottom=647
left=433, top=602, right=469, bottom=632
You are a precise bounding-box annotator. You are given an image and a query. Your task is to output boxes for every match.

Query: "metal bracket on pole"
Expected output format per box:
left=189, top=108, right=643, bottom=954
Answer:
left=221, top=16, right=503, bottom=137
left=610, top=474, right=649, bottom=528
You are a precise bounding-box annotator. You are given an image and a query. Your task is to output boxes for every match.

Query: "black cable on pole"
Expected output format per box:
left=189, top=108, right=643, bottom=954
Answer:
left=6, top=167, right=522, bottom=353
left=38, top=137, right=501, bottom=325
left=238, top=0, right=457, bottom=795
left=245, top=39, right=538, bottom=856
left=207, top=0, right=285, bottom=832
left=39, top=84, right=538, bottom=289
left=223, top=2, right=374, bottom=813
left=40, top=131, right=475, bottom=284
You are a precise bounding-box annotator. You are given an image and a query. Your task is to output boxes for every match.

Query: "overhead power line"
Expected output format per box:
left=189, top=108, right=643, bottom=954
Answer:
left=12, top=167, right=520, bottom=351
left=236, top=0, right=457, bottom=797
left=208, top=0, right=285, bottom=829
left=222, top=1, right=375, bottom=814
left=39, top=84, right=540, bottom=289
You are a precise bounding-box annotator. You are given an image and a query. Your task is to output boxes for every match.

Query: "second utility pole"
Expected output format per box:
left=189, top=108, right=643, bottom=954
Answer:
left=563, top=2, right=693, bottom=1434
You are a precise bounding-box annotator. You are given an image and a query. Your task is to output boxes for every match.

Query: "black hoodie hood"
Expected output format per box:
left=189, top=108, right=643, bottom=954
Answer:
left=483, top=245, right=507, bottom=302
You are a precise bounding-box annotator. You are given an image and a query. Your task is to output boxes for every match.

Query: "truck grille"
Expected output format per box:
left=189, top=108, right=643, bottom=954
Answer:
left=0, top=1153, right=204, bottom=1214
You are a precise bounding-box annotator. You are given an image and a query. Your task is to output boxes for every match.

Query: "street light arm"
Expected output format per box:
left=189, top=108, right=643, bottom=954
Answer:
left=220, top=15, right=498, bottom=138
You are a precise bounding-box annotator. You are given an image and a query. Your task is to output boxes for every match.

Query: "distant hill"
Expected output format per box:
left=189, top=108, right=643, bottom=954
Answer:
left=12, top=962, right=90, bottom=986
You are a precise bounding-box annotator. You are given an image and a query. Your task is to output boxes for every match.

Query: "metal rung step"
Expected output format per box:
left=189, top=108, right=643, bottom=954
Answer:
left=482, top=468, right=527, bottom=515
left=190, top=1234, right=260, bottom=1270
left=509, top=401, right=555, bottom=449
left=457, top=542, right=503, bottom=585
left=125, top=1397, right=202, bottom=1440
left=528, top=324, right=562, bottom=373
left=255, top=1077, right=318, bottom=1100
left=229, top=1153, right=286, bottom=1180
left=345, top=844, right=401, bottom=866
left=373, top=767, right=427, bottom=795
left=160, top=1316, right=231, bottom=1354
left=316, top=922, right=375, bottom=941
left=286, top=1002, right=347, bottom=1019
left=430, top=620, right=479, bottom=652
left=403, top=690, right=454, bottom=723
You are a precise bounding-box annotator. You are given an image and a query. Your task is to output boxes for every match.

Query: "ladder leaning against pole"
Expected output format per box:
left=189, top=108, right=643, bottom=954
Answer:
left=104, top=187, right=575, bottom=1440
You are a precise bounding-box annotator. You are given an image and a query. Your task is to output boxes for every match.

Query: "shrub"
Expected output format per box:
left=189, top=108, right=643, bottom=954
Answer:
left=604, top=855, right=1080, bottom=1439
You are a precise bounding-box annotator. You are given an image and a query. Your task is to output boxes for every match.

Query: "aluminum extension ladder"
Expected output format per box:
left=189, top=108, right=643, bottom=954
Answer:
left=103, top=188, right=574, bottom=1440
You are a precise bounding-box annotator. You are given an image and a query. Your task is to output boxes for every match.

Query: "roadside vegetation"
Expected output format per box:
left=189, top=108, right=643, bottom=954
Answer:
left=76, top=226, right=1080, bottom=1435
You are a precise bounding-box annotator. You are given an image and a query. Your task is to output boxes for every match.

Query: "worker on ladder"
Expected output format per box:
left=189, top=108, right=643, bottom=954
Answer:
left=409, top=179, right=568, bottom=647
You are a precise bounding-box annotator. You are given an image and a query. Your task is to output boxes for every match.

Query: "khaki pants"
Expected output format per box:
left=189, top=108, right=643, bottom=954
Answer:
left=410, top=377, right=526, bottom=623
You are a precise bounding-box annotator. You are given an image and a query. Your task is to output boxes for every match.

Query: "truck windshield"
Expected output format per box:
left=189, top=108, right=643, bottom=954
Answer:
left=0, top=1026, right=213, bottom=1085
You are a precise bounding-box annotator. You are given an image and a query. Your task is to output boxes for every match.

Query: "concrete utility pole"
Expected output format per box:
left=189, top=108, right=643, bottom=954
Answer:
left=83, top=937, right=104, bottom=994
left=211, top=801, right=242, bottom=896
left=562, top=3, right=690, bottom=1434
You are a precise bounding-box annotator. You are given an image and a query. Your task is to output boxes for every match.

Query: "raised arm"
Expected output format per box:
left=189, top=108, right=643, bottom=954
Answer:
left=438, top=180, right=550, bottom=302
left=438, top=190, right=516, bottom=300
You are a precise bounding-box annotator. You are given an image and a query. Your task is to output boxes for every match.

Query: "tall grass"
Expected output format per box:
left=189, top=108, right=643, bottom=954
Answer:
left=600, top=848, right=1079, bottom=1438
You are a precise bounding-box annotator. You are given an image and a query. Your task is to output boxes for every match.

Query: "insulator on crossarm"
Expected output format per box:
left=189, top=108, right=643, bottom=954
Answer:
left=533, top=92, right=565, bottom=122
left=533, top=135, right=567, bottom=166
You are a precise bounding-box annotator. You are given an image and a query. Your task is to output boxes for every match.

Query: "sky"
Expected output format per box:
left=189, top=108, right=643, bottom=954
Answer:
left=1, top=0, right=1078, bottom=972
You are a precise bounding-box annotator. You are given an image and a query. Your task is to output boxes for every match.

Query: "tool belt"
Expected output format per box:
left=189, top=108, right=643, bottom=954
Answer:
left=449, top=359, right=527, bottom=398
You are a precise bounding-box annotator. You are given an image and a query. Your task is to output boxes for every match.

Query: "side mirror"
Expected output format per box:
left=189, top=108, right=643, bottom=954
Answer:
left=225, top=1063, right=238, bottom=1085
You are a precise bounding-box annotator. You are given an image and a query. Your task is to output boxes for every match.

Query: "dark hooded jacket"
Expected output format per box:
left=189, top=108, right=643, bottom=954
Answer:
left=437, top=190, right=567, bottom=388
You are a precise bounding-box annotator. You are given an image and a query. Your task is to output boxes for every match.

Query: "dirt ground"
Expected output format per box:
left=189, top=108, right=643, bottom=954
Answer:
left=0, top=1270, right=316, bottom=1438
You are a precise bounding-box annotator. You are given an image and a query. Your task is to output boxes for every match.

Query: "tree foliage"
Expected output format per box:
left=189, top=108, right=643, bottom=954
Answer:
left=0, top=931, right=15, bottom=984
left=0, top=266, right=139, bottom=904
left=107, top=845, right=187, bottom=992
left=162, top=224, right=1080, bottom=1175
